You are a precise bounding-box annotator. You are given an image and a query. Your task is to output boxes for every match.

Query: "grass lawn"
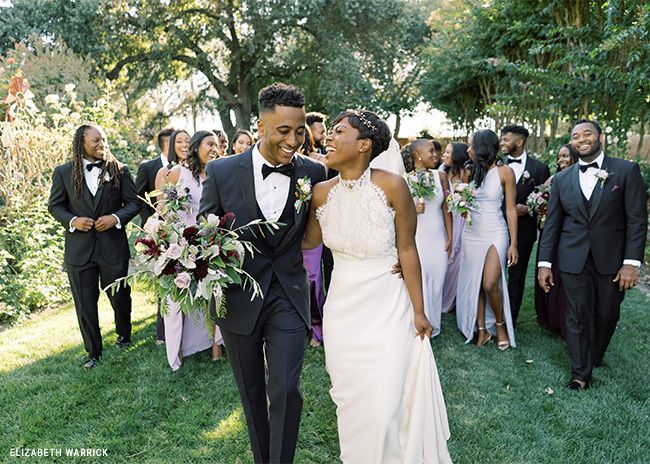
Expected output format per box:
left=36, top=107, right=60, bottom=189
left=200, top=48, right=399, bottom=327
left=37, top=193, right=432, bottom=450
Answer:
left=1, top=270, right=649, bottom=463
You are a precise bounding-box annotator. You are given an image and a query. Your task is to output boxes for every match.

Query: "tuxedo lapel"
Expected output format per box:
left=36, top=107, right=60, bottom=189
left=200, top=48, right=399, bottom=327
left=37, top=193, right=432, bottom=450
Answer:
left=93, top=179, right=107, bottom=215
left=571, top=164, right=589, bottom=220
left=276, top=158, right=306, bottom=253
left=588, top=155, right=609, bottom=221
left=238, top=151, right=259, bottom=221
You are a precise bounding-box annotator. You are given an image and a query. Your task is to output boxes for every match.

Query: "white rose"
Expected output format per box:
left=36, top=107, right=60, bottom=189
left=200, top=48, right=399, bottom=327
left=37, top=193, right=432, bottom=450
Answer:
left=118, top=140, right=128, bottom=149
left=44, top=94, right=60, bottom=105
left=146, top=144, right=156, bottom=153
left=64, top=83, right=76, bottom=93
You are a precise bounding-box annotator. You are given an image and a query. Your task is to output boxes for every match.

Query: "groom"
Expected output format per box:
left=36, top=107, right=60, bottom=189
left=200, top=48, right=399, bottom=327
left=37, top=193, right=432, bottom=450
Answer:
left=199, top=83, right=326, bottom=463
left=538, top=119, right=647, bottom=390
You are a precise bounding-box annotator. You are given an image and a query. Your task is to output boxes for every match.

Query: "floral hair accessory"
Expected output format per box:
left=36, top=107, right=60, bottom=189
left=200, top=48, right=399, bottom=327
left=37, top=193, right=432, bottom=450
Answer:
left=346, top=109, right=377, bottom=132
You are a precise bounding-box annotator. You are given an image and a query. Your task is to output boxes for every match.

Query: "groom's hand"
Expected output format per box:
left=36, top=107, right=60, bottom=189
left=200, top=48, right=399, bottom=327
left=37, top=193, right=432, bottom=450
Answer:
left=95, top=215, right=118, bottom=232
left=537, top=267, right=554, bottom=293
left=613, top=264, right=638, bottom=292
left=391, top=261, right=403, bottom=279
left=71, top=217, right=95, bottom=232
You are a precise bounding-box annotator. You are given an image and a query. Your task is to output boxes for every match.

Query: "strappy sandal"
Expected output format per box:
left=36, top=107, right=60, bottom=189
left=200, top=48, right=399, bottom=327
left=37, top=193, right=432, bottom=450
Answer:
left=495, top=321, right=510, bottom=351
left=475, top=326, right=492, bottom=347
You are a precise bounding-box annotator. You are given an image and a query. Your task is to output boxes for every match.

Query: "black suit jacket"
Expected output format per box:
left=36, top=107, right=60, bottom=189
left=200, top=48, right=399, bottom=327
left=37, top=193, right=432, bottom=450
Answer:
left=199, top=148, right=327, bottom=336
left=508, top=156, right=551, bottom=245
left=48, top=162, right=140, bottom=266
left=539, top=155, right=647, bottom=274
left=134, top=156, right=164, bottom=224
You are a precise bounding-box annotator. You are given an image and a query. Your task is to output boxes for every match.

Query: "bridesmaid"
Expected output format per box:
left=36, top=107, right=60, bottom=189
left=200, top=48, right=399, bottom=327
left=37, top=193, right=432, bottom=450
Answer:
left=154, top=129, right=190, bottom=191
left=230, top=129, right=255, bottom=155
left=162, top=131, right=224, bottom=370
left=440, top=142, right=470, bottom=313
left=300, top=127, right=327, bottom=347
left=534, top=144, right=578, bottom=338
left=456, top=129, right=518, bottom=350
left=402, top=139, right=453, bottom=337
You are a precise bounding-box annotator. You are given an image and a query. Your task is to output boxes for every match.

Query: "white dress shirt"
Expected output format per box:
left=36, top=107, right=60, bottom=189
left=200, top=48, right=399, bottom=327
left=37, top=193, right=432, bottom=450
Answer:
left=507, top=151, right=527, bottom=183
left=69, top=159, right=121, bottom=232
left=538, top=151, right=640, bottom=269
left=252, top=144, right=292, bottom=222
left=578, top=151, right=604, bottom=200
left=159, top=152, right=169, bottom=168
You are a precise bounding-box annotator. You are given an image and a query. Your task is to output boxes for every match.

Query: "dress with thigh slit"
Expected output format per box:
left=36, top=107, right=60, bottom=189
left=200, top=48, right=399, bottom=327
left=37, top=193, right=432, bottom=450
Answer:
left=455, top=167, right=516, bottom=346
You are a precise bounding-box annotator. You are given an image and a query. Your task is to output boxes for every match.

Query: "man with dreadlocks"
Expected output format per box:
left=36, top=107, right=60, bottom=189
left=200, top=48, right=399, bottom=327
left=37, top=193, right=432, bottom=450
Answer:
left=48, top=123, right=140, bottom=369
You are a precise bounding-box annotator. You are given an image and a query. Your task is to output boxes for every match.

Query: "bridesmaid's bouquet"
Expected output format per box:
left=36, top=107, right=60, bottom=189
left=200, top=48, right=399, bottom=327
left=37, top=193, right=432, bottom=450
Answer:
left=445, top=181, right=479, bottom=226
left=404, top=169, right=437, bottom=204
left=526, top=184, right=551, bottom=228
left=107, top=184, right=278, bottom=320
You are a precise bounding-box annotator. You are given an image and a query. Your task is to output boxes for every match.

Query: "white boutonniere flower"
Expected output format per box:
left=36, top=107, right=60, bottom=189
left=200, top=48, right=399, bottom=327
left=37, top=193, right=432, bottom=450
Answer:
left=522, top=170, right=531, bottom=180
left=593, top=169, right=610, bottom=187
left=104, top=172, right=111, bottom=183
left=294, top=176, right=312, bottom=213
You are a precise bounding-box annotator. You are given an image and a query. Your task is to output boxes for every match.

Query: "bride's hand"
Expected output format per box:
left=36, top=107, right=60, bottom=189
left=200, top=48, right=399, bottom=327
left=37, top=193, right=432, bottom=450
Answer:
left=507, top=245, right=519, bottom=267
left=414, top=312, right=433, bottom=339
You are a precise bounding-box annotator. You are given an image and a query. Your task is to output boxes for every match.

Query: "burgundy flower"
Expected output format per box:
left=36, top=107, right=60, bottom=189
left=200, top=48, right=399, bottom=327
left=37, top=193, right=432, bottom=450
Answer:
left=193, top=259, right=209, bottom=280
left=134, top=238, right=160, bottom=257
left=161, top=259, right=178, bottom=276
left=183, top=226, right=199, bottom=244
left=219, top=211, right=236, bottom=227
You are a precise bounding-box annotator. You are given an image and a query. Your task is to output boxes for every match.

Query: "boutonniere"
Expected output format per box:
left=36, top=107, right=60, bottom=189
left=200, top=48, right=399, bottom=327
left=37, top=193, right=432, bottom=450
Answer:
left=522, top=170, right=531, bottom=180
left=294, top=176, right=312, bottom=213
left=104, top=172, right=111, bottom=183
left=593, top=169, right=611, bottom=187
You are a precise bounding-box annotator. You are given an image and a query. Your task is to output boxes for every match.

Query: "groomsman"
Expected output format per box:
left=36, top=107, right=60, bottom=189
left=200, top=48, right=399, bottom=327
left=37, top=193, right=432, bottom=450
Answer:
left=500, top=125, right=550, bottom=324
left=538, top=120, right=647, bottom=390
left=49, top=124, right=140, bottom=368
left=135, top=127, right=174, bottom=225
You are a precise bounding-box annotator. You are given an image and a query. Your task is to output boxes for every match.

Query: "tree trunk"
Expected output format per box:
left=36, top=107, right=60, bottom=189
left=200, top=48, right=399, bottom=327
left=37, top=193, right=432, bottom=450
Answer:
left=394, top=112, right=402, bottom=139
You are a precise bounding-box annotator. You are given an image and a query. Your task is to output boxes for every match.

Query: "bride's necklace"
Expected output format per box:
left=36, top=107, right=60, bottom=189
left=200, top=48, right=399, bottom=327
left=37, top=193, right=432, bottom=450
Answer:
left=339, top=168, right=370, bottom=190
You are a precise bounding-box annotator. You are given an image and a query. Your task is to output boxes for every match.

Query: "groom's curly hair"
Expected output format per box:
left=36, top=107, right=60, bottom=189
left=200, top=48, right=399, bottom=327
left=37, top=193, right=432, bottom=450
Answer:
left=258, top=83, right=305, bottom=113
left=332, top=109, right=392, bottom=161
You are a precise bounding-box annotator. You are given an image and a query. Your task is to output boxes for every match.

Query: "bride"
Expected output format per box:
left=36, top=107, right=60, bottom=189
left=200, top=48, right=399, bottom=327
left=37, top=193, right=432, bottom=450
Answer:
left=303, top=109, right=452, bottom=463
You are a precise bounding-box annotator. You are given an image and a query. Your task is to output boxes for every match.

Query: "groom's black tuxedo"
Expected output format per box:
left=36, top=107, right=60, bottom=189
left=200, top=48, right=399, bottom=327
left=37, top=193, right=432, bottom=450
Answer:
left=504, top=156, right=550, bottom=324
left=539, top=154, right=647, bottom=381
left=48, top=162, right=140, bottom=359
left=199, top=148, right=326, bottom=463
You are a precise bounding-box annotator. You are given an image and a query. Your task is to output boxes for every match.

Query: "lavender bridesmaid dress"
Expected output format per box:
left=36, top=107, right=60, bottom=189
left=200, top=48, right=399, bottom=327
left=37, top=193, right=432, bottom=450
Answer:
left=441, top=178, right=465, bottom=313
left=302, top=245, right=326, bottom=342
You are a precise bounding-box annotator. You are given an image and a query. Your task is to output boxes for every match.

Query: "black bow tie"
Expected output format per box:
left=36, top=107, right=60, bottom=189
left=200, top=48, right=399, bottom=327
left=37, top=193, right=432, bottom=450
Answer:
left=579, top=162, right=599, bottom=173
left=507, top=157, right=522, bottom=164
left=262, top=163, right=294, bottom=179
left=86, top=161, right=104, bottom=172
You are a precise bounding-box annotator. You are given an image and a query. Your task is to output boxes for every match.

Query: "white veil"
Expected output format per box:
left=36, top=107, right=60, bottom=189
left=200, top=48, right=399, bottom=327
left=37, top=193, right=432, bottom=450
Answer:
left=370, top=137, right=405, bottom=176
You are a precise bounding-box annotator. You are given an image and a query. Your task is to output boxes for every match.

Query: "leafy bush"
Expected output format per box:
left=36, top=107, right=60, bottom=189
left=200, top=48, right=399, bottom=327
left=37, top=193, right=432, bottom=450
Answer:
left=0, top=197, right=68, bottom=322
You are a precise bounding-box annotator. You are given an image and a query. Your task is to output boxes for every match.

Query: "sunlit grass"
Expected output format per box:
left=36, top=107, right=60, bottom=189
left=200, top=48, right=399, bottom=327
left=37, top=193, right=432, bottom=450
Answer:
left=1, top=263, right=648, bottom=463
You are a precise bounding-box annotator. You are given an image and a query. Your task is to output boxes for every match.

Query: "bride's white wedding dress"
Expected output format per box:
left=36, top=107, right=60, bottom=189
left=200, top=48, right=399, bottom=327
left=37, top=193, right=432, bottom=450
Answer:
left=316, top=168, right=452, bottom=464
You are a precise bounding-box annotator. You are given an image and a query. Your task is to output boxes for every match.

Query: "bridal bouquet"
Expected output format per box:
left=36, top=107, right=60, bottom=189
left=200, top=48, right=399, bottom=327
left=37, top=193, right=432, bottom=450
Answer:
left=107, top=184, right=278, bottom=320
left=445, top=181, right=479, bottom=226
left=404, top=169, right=437, bottom=204
left=526, top=184, right=551, bottom=228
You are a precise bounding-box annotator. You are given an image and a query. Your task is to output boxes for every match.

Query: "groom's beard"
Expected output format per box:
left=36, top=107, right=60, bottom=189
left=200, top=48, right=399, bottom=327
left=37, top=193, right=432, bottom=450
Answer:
left=578, top=139, right=602, bottom=160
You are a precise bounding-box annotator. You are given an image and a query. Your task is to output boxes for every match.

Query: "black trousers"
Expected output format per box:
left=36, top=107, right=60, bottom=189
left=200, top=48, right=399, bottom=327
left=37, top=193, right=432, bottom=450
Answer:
left=66, top=249, right=132, bottom=358
left=507, top=240, right=535, bottom=324
left=221, top=291, right=307, bottom=463
left=560, top=254, right=624, bottom=381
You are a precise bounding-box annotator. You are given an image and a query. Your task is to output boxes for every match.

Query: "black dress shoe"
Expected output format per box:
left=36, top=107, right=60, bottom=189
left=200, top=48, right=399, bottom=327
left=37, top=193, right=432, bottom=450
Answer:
left=567, top=379, right=589, bottom=390
left=115, top=336, right=131, bottom=348
left=83, top=357, right=99, bottom=369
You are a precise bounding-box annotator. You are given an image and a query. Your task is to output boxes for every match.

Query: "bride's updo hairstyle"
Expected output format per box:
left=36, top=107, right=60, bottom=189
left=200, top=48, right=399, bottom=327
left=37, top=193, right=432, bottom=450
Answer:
left=332, top=109, right=391, bottom=161
left=470, top=129, right=501, bottom=188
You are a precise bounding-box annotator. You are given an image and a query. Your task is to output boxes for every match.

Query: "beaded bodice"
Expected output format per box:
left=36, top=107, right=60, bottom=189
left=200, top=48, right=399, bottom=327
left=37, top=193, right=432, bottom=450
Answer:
left=316, top=169, right=396, bottom=260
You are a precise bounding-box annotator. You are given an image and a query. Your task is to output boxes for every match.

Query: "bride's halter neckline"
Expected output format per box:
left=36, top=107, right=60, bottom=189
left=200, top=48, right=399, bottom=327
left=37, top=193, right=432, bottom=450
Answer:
left=339, top=168, right=371, bottom=190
